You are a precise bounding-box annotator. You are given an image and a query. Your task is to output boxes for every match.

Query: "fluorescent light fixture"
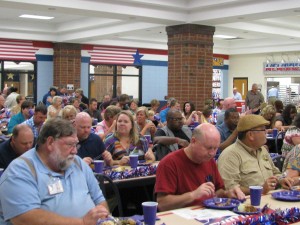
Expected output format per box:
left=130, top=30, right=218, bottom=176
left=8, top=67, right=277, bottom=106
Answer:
left=19, top=14, right=54, bottom=20
left=214, top=34, right=237, bottom=39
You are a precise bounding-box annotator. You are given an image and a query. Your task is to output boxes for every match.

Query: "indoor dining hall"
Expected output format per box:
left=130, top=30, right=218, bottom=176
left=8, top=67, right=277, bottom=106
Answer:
left=0, top=0, right=300, bottom=225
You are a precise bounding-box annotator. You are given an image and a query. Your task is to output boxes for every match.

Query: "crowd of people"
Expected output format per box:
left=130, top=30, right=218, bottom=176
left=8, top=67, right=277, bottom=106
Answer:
left=0, top=83, right=299, bottom=224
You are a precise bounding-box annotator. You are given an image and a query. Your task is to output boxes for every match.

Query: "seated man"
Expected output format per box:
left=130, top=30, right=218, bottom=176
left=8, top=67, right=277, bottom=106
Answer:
left=154, top=109, right=192, bottom=160
left=0, top=124, right=34, bottom=169
left=22, top=104, right=47, bottom=139
left=216, top=108, right=239, bottom=151
left=155, top=123, right=245, bottom=211
left=218, top=114, right=293, bottom=195
left=74, top=112, right=112, bottom=166
left=0, top=118, right=109, bottom=224
left=83, top=98, right=102, bottom=123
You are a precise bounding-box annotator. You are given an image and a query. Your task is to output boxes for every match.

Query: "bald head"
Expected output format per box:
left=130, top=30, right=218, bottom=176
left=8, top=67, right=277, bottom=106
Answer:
left=11, top=124, right=34, bottom=156
left=223, top=97, right=236, bottom=110
left=74, top=112, right=92, bottom=141
left=75, top=112, right=92, bottom=123
left=193, top=123, right=220, bottom=142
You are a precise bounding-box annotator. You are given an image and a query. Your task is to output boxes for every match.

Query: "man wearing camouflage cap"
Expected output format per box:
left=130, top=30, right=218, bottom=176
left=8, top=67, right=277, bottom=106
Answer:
left=217, top=114, right=293, bottom=195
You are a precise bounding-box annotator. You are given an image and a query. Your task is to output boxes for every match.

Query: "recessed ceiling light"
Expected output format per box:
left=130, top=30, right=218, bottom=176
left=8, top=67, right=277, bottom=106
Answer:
left=19, top=14, right=54, bottom=20
left=214, top=34, right=237, bottom=39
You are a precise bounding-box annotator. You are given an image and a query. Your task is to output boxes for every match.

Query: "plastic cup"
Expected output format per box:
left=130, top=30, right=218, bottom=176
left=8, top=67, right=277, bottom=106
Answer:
left=92, top=118, right=98, bottom=126
left=193, top=122, right=200, bottom=128
left=142, top=201, right=158, bottom=225
left=129, top=155, right=139, bottom=168
left=272, top=128, right=278, bottom=138
left=144, top=135, right=152, bottom=144
left=94, top=160, right=104, bottom=173
left=250, top=186, right=263, bottom=206
left=0, top=168, right=4, bottom=177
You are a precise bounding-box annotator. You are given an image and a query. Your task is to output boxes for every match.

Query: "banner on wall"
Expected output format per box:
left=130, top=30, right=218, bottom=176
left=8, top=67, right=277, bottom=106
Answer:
left=264, top=62, right=300, bottom=74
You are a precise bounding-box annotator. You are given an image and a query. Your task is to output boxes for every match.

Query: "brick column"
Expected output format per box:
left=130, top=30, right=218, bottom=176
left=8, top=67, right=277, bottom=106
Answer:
left=166, top=24, right=215, bottom=110
left=53, top=43, right=81, bottom=88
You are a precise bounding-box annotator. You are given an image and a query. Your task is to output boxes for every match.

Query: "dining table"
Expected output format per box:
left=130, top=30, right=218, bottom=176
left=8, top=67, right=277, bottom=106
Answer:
left=97, top=161, right=159, bottom=216
left=153, top=190, right=300, bottom=225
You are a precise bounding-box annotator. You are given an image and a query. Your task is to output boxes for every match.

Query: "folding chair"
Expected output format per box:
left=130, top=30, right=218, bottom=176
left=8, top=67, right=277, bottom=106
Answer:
left=95, top=174, right=123, bottom=217
left=275, top=131, right=285, bottom=154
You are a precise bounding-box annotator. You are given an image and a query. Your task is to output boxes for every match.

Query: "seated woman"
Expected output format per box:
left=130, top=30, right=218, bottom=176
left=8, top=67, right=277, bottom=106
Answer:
left=281, top=144, right=300, bottom=189
left=182, top=101, right=201, bottom=126
left=260, top=105, right=276, bottom=130
left=104, top=110, right=155, bottom=165
left=96, top=105, right=121, bottom=140
left=135, top=106, right=157, bottom=141
left=281, top=113, right=300, bottom=157
left=60, top=105, right=78, bottom=121
left=47, top=96, right=62, bottom=120
left=274, top=103, right=297, bottom=131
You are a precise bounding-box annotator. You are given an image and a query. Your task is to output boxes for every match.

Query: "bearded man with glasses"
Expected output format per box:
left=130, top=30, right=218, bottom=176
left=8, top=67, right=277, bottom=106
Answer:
left=218, top=114, right=293, bottom=195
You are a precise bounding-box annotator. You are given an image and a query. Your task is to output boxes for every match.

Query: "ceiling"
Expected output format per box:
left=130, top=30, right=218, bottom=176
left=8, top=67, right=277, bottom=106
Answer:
left=1, top=0, right=300, bottom=55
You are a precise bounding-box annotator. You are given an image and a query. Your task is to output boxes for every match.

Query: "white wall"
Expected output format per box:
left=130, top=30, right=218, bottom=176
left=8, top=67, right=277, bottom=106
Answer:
left=228, top=52, right=300, bottom=99
left=228, top=53, right=265, bottom=98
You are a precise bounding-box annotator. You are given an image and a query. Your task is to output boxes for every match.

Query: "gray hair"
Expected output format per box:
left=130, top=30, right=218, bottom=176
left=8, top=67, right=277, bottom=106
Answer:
left=37, top=118, right=76, bottom=147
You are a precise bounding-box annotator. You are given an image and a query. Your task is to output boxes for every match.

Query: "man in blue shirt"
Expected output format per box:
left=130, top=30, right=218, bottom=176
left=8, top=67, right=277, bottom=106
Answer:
left=0, top=118, right=109, bottom=225
left=216, top=108, right=239, bottom=152
left=22, top=104, right=47, bottom=139
left=74, top=112, right=112, bottom=166
left=159, top=97, right=178, bottom=124
left=268, top=86, right=278, bottom=105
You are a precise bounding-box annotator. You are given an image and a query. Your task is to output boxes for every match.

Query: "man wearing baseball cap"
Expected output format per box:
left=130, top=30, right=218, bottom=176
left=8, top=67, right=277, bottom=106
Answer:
left=217, top=114, right=293, bottom=195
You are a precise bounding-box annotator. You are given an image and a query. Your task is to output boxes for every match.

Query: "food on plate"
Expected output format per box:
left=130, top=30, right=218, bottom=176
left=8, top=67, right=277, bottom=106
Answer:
left=237, top=204, right=258, bottom=213
left=100, top=221, right=114, bottom=225
left=291, top=186, right=300, bottom=191
left=214, top=198, right=231, bottom=206
left=99, top=218, right=136, bottom=225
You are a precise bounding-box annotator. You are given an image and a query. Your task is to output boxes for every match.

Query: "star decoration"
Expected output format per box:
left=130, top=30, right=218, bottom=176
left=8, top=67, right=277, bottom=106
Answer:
left=7, top=73, right=14, bottom=80
left=132, top=50, right=143, bottom=65
left=30, top=74, right=35, bottom=80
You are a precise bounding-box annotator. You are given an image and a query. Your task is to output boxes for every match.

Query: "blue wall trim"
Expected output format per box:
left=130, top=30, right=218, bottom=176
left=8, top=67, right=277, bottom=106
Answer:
left=82, top=57, right=90, bottom=63
left=36, top=54, right=53, bottom=61
left=213, top=65, right=229, bottom=70
left=142, top=60, right=168, bottom=67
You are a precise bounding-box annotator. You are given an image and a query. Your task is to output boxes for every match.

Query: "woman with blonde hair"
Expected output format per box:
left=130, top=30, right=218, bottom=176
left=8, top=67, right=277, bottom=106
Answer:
left=260, top=104, right=276, bottom=129
left=60, top=105, right=77, bottom=121
left=104, top=110, right=155, bottom=165
left=135, top=106, right=157, bottom=141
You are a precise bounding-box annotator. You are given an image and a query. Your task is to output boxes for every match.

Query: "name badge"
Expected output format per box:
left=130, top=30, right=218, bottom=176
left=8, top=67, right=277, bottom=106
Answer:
left=48, top=177, right=64, bottom=195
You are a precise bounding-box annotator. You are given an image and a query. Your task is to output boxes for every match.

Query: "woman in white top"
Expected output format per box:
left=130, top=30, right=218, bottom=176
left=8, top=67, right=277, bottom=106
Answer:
left=47, top=96, right=62, bottom=119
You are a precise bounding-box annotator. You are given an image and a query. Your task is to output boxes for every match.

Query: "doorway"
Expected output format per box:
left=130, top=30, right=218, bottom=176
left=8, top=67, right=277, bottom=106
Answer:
left=233, top=78, right=248, bottom=100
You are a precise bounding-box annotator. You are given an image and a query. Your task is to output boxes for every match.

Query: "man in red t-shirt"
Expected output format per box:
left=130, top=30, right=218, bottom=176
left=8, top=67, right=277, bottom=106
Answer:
left=155, top=123, right=245, bottom=212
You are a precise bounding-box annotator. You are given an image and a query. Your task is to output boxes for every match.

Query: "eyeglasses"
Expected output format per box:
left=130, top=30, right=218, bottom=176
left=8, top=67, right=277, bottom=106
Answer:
left=169, top=117, right=183, bottom=121
left=60, top=140, right=79, bottom=149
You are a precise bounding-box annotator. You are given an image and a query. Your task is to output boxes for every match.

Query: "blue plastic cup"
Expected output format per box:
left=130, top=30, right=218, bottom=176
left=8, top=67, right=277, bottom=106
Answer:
left=142, top=201, right=158, bottom=225
left=250, top=186, right=263, bottom=206
left=272, top=128, right=278, bottom=138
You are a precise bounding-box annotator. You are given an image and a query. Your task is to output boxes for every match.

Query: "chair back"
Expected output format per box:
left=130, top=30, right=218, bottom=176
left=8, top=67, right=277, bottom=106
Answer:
left=275, top=131, right=285, bottom=153
left=95, top=174, right=123, bottom=217
left=272, top=155, right=285, bottom=172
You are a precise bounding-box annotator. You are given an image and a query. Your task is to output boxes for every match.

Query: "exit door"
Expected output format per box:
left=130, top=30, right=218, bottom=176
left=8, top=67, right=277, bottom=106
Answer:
left=233, top=78, right=248, bottom=100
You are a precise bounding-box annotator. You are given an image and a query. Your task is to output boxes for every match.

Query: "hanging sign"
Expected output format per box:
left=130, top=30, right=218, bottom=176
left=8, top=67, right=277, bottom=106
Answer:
left=264, top=62, right=300, bottom=75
